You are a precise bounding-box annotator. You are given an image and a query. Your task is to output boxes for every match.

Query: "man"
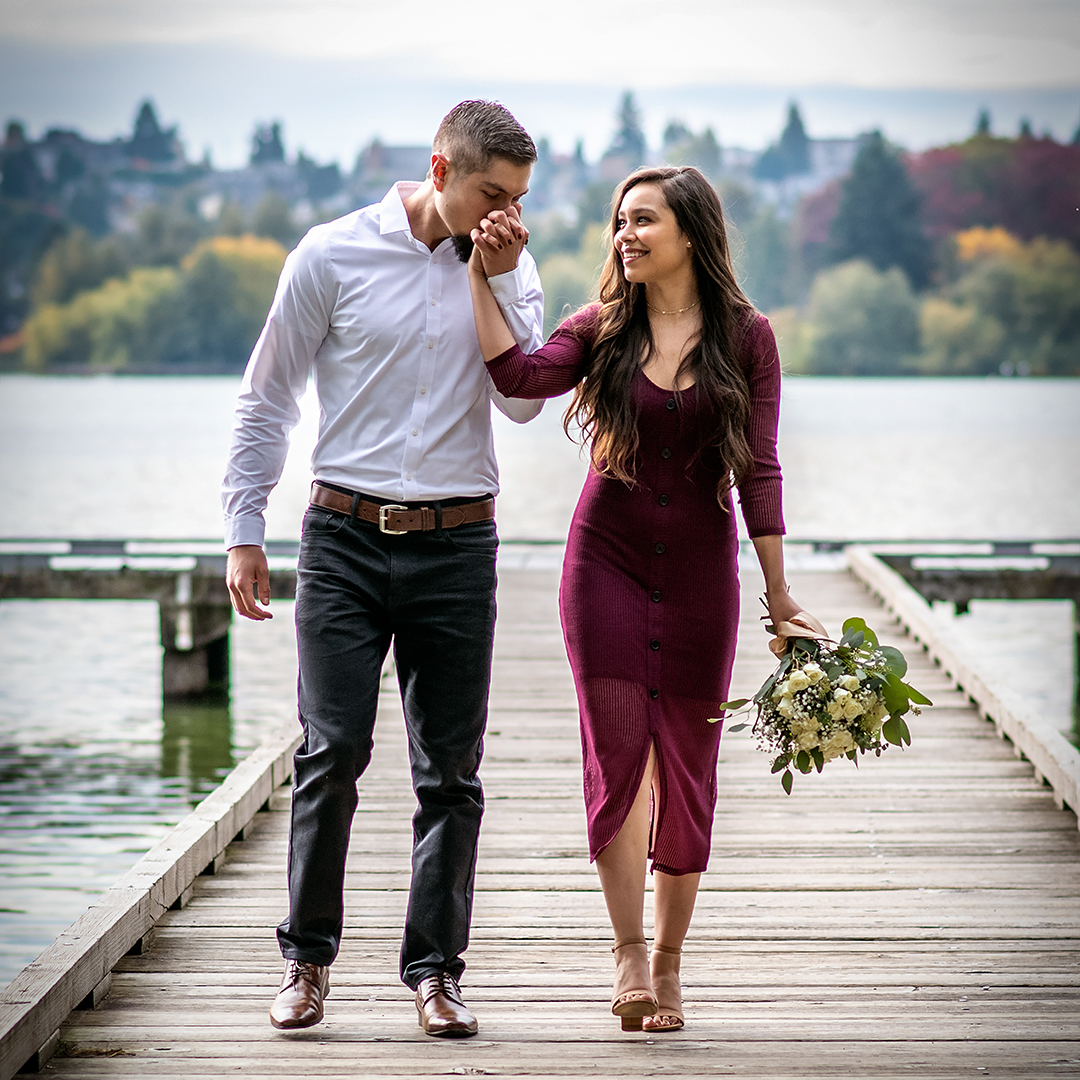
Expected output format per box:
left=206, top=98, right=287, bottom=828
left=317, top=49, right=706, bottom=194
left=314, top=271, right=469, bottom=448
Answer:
left=222, top=101, right=543, bottom=1037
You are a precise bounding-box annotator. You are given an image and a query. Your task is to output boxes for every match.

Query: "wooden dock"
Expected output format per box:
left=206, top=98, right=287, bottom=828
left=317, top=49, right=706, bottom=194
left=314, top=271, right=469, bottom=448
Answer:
left=31, top=567, right=1080, bottom=1077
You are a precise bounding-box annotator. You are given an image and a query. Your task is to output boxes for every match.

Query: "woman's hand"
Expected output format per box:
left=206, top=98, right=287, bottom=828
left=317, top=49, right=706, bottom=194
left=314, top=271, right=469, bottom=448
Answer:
left=470, top=207, right=528, bottom=278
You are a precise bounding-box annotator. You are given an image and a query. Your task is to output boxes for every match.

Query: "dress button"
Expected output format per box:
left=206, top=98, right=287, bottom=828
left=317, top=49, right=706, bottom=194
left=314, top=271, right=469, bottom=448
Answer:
left=665, top=398, right=676, bottom=411
left=660, top=447, right=672, bottom=459
left=658, top=494, right=669, bottom=506
left=655, top=542, right=666, bottom=554
left=651, top=590, right=662, bottom=603
left=649, top=688, right=659, bottom=700
left=427, top=341, right=434, bottom=349
left=650, top=639, right=660, bottom=651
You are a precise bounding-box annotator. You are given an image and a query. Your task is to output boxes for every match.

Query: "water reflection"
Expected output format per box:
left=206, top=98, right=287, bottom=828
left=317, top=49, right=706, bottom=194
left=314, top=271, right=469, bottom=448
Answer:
left=160, top=699, right=235, bottom=794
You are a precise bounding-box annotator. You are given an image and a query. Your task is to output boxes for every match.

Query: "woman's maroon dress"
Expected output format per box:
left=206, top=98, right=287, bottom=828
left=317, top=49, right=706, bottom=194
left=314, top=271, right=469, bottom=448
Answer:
left=487, top=306, right=785, bottom=874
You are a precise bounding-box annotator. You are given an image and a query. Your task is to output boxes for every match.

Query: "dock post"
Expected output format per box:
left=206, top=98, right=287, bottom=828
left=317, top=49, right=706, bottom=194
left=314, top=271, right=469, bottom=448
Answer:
left=159, top=571, right=233, bottom=699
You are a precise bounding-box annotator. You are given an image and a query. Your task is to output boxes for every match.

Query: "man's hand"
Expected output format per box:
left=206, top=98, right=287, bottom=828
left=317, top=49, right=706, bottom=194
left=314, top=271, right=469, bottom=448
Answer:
left=470, top=206, right=528, bottom=278
left=226, top=544, right=273, bottom=620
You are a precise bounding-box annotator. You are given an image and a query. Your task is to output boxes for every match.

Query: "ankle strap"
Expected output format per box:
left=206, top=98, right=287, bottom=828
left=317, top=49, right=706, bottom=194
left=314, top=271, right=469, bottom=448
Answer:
left=652, top=943, right=682, bottom=955
left=611, top=937, right=647, bottom=952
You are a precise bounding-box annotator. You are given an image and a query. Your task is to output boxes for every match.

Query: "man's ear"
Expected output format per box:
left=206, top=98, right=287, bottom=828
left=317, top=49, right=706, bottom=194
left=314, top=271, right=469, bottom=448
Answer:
left=431, top=153, right=449, bottom=191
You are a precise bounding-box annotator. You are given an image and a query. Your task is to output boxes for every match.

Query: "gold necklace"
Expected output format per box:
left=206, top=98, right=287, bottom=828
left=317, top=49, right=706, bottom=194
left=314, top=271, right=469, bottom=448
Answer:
left=647, top=300, right=700, bottom=315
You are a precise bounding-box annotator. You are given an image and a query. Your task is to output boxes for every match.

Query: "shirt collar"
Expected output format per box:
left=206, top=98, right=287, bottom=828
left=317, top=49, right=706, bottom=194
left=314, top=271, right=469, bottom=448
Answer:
left=379, top=181, right=422, bottom=236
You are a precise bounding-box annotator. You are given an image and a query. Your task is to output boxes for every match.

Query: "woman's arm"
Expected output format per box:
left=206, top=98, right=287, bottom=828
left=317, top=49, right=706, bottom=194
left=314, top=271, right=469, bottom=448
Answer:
left=467, top=220, right=595, bottom=400
left=751, top=534, right=803, bottom=625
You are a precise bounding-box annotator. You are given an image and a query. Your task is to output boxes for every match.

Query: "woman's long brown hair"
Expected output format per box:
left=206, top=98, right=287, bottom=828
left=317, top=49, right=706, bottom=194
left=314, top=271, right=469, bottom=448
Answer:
left=565, top=166, right=756, bottom=502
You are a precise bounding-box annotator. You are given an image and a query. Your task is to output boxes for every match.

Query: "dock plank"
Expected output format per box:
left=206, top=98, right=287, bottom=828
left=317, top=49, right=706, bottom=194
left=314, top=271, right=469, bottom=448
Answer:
left=48, top=568, right=1080, bottom=1078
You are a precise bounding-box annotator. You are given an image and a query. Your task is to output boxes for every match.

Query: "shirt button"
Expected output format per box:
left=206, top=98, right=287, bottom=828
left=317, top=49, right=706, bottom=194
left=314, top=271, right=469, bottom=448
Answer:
left=658, top=494, right=669, bottom=506
left=430, top=299, right=436, bottom=305
left=655, top=542, right=666, bottom=554
left=651, top=590, right=662, bottom=603
left=649, top=688, right=659, bottom=700
left=420, top=387, right=427, bottom=394
left=665, top=398, right=676, bottom=411
left=650, top=639, right=660, bottom=651
left=427, top=341, right=434, bottom=349
left=660, top=447, right=672, bottom=459
left=406, top=473, right=412, bottom=480
left=412, top=428, right=419, bottom=436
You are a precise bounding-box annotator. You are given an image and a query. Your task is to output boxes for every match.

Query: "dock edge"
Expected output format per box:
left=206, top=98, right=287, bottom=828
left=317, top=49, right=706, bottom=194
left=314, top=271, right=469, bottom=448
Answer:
left=0, top=724, right=302, bottom=1079
left=847, top=546, right=1080, bottom=825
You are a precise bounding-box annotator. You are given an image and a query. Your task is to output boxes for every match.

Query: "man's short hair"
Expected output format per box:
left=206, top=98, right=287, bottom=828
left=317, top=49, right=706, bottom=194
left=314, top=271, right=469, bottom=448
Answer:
left=433, top=100, right=537, bottom=176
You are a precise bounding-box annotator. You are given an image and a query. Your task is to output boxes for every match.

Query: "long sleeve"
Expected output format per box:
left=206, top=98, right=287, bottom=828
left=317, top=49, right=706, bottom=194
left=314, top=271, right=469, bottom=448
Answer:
left=485, top=306, right=598, bottom=400
left=487, top=256, right=546, bottom=423
left=221, top=231, right=331, bottom=548
left=735, top=314, right=786, bottom=538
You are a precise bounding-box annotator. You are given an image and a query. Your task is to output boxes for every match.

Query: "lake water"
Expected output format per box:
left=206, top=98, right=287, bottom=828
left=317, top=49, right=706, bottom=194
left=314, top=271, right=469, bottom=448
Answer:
left=0, top=373, right=1077, bottom=989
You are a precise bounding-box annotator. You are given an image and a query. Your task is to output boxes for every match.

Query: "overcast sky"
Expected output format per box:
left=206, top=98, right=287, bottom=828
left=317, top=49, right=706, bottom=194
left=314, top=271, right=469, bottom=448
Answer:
left=5, top=0, right=1077, bottom=88
left=2, top=0, right=1077, bottom=165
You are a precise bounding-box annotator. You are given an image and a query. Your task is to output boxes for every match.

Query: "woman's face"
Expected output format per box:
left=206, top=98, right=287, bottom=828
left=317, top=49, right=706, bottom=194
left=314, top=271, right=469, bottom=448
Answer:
left=614, top=183, right=692, bottom=285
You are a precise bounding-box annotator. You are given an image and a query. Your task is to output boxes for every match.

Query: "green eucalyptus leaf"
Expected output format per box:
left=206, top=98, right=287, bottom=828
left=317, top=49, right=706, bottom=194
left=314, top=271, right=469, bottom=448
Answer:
left=718, top=698, right=750, bottom=712
left=903, top=681, right=933, bottom=706
left=726, top=722, right=749, bottom=732
left=842, top=617, right=867, bottom=636
left=810, top=748, right=825, bottom=773
left=795, top=750, right=813, bottom=773
left=781, top=770, right=794, bottom=795
left=882, top=715, right=903, bottom=746
left=881, top=673, right=910, bottom=714
left=771, top=755, right=791, bottom=773
left=897, top=715, right=912, bottom=747
left=878, top=645, right=908, bottom=677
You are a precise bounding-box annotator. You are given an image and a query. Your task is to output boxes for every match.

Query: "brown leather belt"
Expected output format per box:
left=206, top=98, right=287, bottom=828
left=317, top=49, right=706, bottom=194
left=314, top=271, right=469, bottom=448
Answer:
left=309, top=483, right=494, bottom=535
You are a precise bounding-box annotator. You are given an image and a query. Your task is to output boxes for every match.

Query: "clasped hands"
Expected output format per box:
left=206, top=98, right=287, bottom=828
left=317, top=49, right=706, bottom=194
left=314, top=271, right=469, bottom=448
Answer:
left=469, top=206, right=528, bottom=278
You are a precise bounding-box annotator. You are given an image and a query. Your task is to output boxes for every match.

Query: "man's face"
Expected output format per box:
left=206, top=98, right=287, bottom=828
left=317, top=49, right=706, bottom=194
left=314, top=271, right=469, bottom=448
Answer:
left=432, top=154, right=532, bottom=248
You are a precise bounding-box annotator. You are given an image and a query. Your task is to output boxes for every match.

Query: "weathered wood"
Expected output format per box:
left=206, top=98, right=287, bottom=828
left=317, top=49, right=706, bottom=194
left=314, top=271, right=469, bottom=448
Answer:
left=16, top=566, right=1080, bottom=1079
left=848, top=547, right=1080, bottom=821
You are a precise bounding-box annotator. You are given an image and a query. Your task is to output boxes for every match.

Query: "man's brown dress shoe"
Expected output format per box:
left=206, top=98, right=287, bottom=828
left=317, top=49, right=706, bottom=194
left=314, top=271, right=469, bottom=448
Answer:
left=415, top=972, right=478, bottom=1037
left=269, top=960, right=329, bottom=1029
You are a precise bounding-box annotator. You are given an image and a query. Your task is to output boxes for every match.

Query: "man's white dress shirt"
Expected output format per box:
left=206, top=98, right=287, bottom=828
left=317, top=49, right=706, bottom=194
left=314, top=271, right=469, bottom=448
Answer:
left=222, top=182, right=545, bottom=549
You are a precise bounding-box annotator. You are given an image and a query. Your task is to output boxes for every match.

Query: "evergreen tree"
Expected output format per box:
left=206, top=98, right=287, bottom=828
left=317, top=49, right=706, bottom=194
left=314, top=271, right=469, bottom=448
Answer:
left=251, top=122, right=286, bottom=165
left=975, top=109, right=992, bottom=136
left=1018, top=118, right=1034, bottom=139
left=754, top=102, right=811, bottom=181
left=127, top=101, right=176, bottom=162
left=609, top=92, right=646, bottom=169
left=828, top=130, right=930, bottom=288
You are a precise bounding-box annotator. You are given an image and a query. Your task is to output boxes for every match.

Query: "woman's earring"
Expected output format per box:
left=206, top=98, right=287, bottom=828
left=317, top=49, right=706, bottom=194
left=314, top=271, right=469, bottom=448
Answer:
left=686, top=242, right=692, bottom=248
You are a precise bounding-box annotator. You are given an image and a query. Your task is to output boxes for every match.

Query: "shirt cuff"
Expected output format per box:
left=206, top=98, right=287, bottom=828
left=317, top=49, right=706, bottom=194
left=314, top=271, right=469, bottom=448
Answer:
left=487, top=264, right=529, bottom=305
left=224, top=515, right=267, bottom=550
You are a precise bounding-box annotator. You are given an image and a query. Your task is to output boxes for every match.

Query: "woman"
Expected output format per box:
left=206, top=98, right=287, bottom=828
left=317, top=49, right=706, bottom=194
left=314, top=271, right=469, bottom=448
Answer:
left=469, top=167, right=821, bottom=1032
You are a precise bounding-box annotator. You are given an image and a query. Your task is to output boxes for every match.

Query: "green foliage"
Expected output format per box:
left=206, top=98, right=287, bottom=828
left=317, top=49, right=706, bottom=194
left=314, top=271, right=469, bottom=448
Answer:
left=22, top=234, right=287, bottom=371
left=252, top=191, right=300, bottom=249
left=32, top=228, right=127, bottom=307
left=23, top=266, right=180, bottom=371
left=804, top=260, right=920, bottom=374
left=828, top=131, right=930, bottom=288
left=609, top=92, right=646, bottom=170
left=737, top=206, right=791, bottom=311
left=916, top=232, right=1080, bottom=376
left=538, top=223, right=606, bottom=334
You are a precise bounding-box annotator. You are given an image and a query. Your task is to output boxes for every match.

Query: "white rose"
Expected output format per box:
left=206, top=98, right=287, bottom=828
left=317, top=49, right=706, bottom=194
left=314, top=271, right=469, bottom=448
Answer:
left=802, top=662, right=824, bottom=684
left=772, top=680, right=790, bottom=702
left=787, top=670, right=811, bottom=693
left=795, top=730, right=820, bottom=751
left=778, top=696, right=796, bottom=719
left=827, top=700, right=844, bottom=721
left=833, top=688, right=850, bottom=703
left=842, top=699, right=863, bottom=720
left=821, top=729, right=855, bottom=761
left=840, top=674, right=860, bottom=692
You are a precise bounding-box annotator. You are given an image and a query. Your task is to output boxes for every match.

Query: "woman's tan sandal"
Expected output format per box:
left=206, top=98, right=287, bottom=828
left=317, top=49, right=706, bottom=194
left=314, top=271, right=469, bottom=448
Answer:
left=642, top=943, right=684, bottom=1033
left=610, top=938, right=657, bottom=1031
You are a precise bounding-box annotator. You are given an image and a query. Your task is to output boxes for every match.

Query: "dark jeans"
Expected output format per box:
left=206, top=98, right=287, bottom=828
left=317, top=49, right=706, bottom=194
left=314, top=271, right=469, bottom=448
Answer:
left=276, top=504, right=498, bottom=989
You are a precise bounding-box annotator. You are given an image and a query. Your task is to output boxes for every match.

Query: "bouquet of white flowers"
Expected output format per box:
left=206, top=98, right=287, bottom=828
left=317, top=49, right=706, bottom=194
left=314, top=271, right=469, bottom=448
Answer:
left=713, top=617, right=931, bottom=794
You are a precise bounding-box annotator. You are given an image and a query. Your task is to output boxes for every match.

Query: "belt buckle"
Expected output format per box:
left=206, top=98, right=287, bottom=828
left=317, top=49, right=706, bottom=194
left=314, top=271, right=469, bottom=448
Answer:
left=378, top=503, right=409, bottom=535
